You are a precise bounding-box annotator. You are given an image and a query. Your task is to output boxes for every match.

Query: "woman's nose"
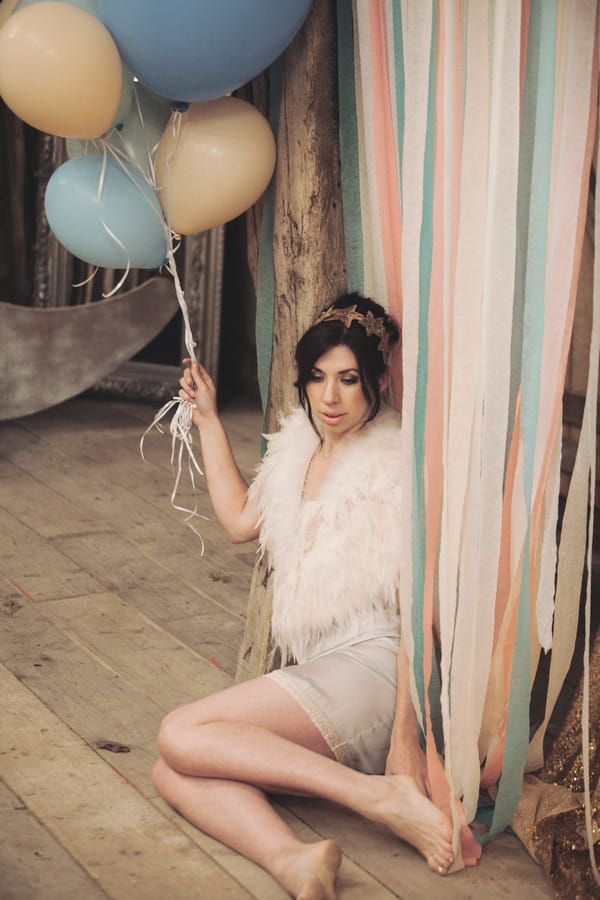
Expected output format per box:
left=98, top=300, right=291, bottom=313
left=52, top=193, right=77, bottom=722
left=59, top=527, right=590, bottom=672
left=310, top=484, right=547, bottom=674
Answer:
left=322, top=379, right=339, bottom=404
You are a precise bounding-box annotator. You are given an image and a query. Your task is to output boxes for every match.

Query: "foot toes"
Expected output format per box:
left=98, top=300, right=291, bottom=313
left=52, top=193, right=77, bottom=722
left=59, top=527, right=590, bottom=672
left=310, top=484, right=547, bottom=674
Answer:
left=431, top=853, right=454, bottom=875
left=430, top=860, right=447, bottom=875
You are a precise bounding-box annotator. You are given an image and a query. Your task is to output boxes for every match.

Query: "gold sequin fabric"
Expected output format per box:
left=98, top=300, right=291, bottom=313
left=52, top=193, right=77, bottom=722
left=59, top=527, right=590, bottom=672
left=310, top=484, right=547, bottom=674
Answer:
left=512, top=624, right=600, bottom=898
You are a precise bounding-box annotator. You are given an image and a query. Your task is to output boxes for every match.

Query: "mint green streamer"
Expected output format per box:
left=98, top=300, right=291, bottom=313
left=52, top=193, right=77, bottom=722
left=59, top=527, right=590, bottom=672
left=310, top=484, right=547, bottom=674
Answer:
left=336, top=1, right=363, bottom=293
left=411, top=13, right=437, bottom=719
left=489, top=0, right=557, bottom=838
left=255, top=56, right=284, bottom=414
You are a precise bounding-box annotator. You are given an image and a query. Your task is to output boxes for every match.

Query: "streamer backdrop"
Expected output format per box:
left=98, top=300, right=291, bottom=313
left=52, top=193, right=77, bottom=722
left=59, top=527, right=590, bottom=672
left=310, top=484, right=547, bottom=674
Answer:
left=336, top=0, right=599, bottom=872
left=253, top=0, right=599, bottom=879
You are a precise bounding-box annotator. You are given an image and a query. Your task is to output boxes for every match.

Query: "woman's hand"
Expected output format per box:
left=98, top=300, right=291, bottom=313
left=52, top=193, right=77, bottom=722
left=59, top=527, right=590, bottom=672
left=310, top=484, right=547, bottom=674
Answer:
left=179, top=358, right=218, bottom=427
left=385, top=733, right=430, bottom=798
left=178, top=360, right=258, bottom=543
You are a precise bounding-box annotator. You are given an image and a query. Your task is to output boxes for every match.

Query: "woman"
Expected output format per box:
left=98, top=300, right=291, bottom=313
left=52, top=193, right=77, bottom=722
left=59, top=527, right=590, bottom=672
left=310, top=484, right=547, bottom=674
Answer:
left=152, top=293, right=455, bottom=899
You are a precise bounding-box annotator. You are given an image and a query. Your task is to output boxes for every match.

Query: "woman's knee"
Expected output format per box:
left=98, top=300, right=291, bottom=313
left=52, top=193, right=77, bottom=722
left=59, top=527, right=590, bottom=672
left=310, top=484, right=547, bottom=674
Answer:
left=152, top=756, right=172, bottom=799
left=156, top=708, right=188, bottom=769
left=156, top=707, right=216, bottom=773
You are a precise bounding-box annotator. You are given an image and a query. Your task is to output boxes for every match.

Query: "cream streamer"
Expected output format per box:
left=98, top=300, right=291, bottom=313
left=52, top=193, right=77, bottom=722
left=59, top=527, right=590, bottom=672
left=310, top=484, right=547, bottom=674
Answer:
left=530, top=1, right=597, bottom=650
left=442, top=0, right=492, bottom=819
left=549, top=101, right=598, bottom=881
left=396, top=0, right=434, bottom=738
left=526, top=0, right=599, bottom=771
left=582, top=85, right=600, bottom=882
left=471, top=0, right=522, bottom=776
left=354, top=3, right=387, bottom=303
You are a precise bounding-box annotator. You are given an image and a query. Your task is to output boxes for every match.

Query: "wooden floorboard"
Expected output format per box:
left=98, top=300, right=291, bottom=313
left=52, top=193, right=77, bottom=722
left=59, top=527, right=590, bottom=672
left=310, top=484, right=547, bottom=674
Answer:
left=0, top=781, right=109, bottom=900
left=0, top=396, right=554, bottom=898
left=0, top=664, right=253, bottom=900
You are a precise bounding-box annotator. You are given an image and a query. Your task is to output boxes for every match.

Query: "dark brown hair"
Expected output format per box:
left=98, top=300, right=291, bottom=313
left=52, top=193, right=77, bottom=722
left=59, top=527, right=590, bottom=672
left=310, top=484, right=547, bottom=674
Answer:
left=295, top=292, right=400, bottom=431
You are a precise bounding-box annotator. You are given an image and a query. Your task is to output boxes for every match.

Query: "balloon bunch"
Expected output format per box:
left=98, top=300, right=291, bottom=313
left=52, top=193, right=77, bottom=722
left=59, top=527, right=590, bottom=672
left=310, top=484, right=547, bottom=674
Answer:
left=0, top=0, right=312, bottom=274
left=0, top=0, right=313, bottom=541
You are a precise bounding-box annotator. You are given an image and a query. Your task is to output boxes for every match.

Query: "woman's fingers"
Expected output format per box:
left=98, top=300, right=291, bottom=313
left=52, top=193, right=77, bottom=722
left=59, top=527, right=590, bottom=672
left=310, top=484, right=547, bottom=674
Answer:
left=179, top=376, right=194, bottom=396
left=183, top=358, right=214, bottom=385
left=180, top=359, right=217, bottom=422
left=192, top=362, right=214, bottom=388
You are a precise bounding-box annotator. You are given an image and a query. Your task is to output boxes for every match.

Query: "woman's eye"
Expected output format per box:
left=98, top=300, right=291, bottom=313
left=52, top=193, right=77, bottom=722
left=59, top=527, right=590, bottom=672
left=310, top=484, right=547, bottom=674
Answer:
left=342, top=376, right=359, bottom=385
left=308, top=372, right=324, bottom=382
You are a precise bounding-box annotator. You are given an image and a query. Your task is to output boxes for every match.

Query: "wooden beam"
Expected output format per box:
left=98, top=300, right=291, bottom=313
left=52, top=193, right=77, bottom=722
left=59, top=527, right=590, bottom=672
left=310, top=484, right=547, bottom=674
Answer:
left=267, top=0, right=347, bottom=424
left=236, top=0, right=347, bottom=680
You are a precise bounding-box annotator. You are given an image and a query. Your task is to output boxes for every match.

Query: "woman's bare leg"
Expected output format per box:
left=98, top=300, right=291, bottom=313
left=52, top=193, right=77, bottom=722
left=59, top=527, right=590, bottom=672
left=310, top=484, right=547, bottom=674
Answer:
left=153, top=758, right=341, bottom=900
left=154, top=676, right=454, bottom=885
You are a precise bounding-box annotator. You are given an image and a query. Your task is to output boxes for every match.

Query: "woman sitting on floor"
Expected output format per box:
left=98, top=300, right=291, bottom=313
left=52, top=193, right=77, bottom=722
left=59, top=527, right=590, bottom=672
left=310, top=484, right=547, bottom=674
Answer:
left=152, top=293, right=455, bottom=899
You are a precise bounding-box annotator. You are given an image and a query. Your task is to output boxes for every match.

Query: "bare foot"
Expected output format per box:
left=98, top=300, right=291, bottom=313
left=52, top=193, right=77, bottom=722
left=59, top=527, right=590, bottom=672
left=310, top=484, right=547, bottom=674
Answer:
left=367, top=775, right=455, bottom=874
left=460, top=822, right=482, bottom=867
left=275, top=839, right=342, bottom=899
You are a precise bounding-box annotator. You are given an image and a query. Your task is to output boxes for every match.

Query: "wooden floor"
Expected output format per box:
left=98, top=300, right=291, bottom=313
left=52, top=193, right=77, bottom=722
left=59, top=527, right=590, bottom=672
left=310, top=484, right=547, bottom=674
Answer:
left=0, top=395, right=555, bottom=899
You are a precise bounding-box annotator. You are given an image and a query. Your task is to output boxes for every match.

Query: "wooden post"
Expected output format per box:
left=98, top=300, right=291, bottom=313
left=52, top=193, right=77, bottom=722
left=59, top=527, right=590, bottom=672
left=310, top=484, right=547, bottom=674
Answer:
left=0, top=103, right=30, bottom=304
left=236, top=0, right=347, bottom=681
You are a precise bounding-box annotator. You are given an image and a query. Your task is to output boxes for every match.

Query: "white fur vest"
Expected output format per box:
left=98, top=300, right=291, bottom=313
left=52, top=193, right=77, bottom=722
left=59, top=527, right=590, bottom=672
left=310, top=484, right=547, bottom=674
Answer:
left=248, top=406, right=404, bottom=663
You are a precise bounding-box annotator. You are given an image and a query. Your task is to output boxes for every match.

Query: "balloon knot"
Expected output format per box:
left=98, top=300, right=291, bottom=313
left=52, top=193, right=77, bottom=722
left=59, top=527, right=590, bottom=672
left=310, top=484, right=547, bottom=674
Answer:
left=171, top=101, right=189, bottom=113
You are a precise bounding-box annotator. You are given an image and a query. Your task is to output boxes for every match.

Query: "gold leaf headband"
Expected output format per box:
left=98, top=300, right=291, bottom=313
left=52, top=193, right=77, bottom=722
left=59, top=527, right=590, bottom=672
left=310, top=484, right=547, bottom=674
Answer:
left=313, top=304, right=392, bottom=364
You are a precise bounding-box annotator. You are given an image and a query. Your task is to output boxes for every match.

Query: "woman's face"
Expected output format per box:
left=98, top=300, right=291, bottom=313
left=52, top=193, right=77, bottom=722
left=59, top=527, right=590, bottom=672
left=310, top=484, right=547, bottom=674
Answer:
left=305, top=344, right=372, bottom=440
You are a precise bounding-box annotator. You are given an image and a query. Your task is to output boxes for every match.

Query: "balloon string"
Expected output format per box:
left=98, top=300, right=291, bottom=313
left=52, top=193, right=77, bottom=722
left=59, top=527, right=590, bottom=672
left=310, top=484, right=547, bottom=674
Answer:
left=65, top=140, right=133, bottom=295
left=164, top=237, right=197, bottom=362
left=127, top=80, right=160, bottom=185
left=141, top=222, right=205, bottom=543
left=140, top=398, right=207, bottom=554
left=72, top=265, right=99, bottom=290
left=94, top=146, right=132, bottom=295
left=137, top=107, right=206, bottom=545
left=79, top=104, right=204, bottom=544
left=76, top=127, right=170, bottom=299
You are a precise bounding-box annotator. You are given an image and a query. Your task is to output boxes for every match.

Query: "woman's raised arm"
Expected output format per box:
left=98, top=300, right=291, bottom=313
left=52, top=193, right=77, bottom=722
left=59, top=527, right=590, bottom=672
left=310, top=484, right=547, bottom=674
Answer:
left=180, top=359, right=259, bottom=544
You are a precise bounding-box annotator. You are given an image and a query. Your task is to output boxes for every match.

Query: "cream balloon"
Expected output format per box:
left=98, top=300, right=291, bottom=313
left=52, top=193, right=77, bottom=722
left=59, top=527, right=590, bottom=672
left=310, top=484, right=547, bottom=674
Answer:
left=155, top=97, right=276, bottom=236
left=0, top=0, right=20, bottom=31
left=0, top=1, right=121, bottom=138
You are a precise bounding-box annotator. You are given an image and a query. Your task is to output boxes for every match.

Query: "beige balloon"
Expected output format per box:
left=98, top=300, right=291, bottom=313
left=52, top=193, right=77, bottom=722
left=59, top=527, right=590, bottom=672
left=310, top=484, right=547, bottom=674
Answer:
left=0, top=1, right=122, bottom=139
left=155, top=96, right=277, bottom=236
left=0, top=0, right=20, bottom=32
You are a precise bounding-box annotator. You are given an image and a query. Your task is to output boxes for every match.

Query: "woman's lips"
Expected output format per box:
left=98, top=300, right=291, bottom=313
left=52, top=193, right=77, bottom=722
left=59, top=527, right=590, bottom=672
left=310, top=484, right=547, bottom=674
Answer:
left=320, top=411, right=345, bottom=424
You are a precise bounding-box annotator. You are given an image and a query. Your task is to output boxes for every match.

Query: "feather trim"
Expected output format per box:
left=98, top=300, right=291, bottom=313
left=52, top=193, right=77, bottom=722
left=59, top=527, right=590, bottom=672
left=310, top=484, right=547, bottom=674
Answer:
left=248, top=407, right=404, bottom=662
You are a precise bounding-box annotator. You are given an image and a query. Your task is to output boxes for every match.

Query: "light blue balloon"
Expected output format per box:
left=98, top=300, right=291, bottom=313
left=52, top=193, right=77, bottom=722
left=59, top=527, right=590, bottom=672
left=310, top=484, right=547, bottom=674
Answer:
left=15, top=0, right=100, bottom=16
left=66, top=82, right=171, bottom=181
left=45, top=155, right=167, bottom=269
left=97, top=0, right=313, bottom=102
left=114, top=82, right=172, bottom=178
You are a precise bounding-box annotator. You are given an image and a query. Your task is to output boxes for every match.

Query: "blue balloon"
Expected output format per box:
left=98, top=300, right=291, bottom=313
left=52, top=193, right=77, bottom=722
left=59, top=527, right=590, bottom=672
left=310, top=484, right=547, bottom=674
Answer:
left=15, top=0, right=100, bottom=16
left=66, top=82, right=172, bottom=181
left=97, top=0, right=313, bottom=102
left=45, top=155, right=167, bottom=269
